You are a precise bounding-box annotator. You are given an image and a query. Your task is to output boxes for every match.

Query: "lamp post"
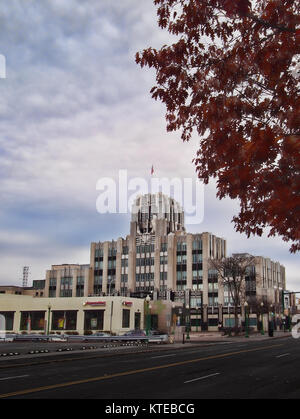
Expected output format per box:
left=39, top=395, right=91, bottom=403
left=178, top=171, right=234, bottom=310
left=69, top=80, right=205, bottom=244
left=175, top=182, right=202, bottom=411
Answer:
left=196, top=306, right=200, bottom=333
left=244, top=301, right=249, bottom=338
left=260, top=302, right=265, bottom=335
left=171, top=303, right=176, bottom=335
left=145, top=295, right=151, bottom=336
left=47, top=304, right=51, bottom=335
left=269, top=303, right=273, bottom=327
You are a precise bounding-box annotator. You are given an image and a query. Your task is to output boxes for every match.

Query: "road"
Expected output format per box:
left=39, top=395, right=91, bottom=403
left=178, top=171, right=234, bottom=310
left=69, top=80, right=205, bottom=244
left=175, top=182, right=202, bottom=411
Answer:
left=0, top=336, right=299, bottom=399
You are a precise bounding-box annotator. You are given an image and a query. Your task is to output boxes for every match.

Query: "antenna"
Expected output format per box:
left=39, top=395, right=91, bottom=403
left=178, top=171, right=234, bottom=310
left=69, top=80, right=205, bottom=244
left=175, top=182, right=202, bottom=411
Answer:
left=22, top=266, right=29, bottom=288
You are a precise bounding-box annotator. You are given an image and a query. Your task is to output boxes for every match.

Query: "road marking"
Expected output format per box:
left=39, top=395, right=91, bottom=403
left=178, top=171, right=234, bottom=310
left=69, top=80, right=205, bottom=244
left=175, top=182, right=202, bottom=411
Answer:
left=0, top=375, right=29, bottom=381
left=0, top=343, right=283, bottom=399
left=184, top=372, right=220, bottom=384
left=151, top=354, right=177, bottom=359
left=276, top=353, right=290, bottom=358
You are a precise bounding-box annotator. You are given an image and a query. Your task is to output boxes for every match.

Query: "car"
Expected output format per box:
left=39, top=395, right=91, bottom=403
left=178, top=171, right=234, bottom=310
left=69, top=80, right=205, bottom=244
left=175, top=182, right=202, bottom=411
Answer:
left=93, top=332, right=111, bottom=337
left=148, top=330, right=170, bottom=343
left=122, top=329, right=146, bottom=337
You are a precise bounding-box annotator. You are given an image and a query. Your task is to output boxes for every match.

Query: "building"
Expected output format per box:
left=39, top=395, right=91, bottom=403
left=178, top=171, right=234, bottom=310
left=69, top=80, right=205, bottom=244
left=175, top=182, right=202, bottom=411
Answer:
left=0, top=193, right=290, bottom=333
left=0, top=294, right=144, bottom=335
left=0, top=285, right=35, bottom=296
left=44, top=264, right=92, bottom=299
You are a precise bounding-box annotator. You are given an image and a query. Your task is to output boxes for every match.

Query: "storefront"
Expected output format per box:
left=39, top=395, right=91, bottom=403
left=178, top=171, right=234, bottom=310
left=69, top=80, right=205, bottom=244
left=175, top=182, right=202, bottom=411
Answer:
left=0, top=294, right=145, bottom=335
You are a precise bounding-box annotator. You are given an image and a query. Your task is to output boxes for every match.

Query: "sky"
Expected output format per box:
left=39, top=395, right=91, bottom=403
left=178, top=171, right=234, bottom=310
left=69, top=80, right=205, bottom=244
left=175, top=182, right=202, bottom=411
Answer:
left=0, top=0, right=298, bottom=290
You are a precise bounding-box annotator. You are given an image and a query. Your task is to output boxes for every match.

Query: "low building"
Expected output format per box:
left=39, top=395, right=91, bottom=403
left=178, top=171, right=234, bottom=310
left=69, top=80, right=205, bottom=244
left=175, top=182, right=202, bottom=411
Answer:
left=0, top=294, right=144, bottom=335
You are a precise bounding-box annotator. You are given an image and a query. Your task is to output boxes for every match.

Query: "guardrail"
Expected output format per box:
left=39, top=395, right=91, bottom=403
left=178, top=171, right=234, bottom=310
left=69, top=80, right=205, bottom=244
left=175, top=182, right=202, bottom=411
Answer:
left=1, top=334, right=170, bottom=344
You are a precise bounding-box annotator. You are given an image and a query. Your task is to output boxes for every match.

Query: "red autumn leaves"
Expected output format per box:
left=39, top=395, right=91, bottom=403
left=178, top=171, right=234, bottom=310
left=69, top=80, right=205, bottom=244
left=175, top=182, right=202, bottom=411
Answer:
left=136, top=0, right=300, bottom=252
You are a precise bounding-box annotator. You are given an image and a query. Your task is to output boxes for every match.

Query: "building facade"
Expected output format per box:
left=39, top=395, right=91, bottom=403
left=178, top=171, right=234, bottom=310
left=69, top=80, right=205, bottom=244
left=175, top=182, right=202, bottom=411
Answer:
left=1, top=193, right=289, bottom=333
left=0, top=294, right=144, bottom=335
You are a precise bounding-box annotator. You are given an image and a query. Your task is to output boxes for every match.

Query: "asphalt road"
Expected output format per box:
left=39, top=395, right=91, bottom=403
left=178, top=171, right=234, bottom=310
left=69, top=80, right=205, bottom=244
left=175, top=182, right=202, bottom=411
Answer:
left=0, top=336, right=298, bottom=399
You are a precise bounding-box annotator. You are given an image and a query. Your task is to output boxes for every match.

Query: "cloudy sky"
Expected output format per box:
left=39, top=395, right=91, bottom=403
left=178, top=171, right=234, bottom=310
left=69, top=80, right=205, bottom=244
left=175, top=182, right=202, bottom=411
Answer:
left=0, top=0, right=298, bottom=289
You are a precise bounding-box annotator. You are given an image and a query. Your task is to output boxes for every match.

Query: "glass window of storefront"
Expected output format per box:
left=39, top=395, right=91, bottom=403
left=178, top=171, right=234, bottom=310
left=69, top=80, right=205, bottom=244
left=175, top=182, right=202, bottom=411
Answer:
left=84, top=310, right=104, bottom=331
left=51, top=310, right=77, bottom=330
left=122, top=309, right=130, bottom=328
left=0, top=311, right=14, bottom=331
left=20, top=311, right=46, bottom=331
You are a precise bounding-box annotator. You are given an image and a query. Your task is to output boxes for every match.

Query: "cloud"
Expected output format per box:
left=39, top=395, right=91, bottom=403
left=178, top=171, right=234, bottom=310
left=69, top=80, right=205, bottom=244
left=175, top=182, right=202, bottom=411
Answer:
left=0, top=0, right=298, bottom=290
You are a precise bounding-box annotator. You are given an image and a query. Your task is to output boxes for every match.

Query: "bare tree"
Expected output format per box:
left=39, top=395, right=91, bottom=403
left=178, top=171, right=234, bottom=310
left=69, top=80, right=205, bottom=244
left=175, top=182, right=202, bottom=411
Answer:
left=209, top=254, right=256, bottom=332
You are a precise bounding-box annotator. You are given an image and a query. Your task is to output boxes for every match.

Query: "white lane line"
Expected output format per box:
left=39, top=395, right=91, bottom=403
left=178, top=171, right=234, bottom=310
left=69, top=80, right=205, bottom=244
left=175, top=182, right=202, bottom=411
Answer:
left=151, top=353, right=177, bottom=359
left=276, top=353, right=290, bottom=358
left=0, top=375, right=29, bottom=381
left=184, top=372, right=220, bottom=384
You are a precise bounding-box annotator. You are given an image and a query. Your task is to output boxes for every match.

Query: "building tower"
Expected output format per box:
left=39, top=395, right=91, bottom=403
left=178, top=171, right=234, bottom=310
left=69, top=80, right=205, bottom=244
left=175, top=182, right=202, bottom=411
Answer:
left=22, top=266, right=29, bottom=288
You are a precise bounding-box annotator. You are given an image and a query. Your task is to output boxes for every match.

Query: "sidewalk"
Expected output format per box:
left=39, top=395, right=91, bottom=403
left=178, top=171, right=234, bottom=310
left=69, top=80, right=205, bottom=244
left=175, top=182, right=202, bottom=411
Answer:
left=172, top=330, right=291, bottom=344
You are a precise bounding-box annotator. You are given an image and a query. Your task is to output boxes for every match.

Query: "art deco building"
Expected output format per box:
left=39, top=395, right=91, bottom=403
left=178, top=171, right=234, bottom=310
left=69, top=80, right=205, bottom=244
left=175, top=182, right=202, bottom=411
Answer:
left=40, top=193, right=287, bottom=330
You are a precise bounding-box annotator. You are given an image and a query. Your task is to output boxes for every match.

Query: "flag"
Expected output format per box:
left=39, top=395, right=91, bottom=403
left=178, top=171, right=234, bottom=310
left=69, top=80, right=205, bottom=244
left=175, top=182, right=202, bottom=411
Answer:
left=151, top=165, right=154, bottom=175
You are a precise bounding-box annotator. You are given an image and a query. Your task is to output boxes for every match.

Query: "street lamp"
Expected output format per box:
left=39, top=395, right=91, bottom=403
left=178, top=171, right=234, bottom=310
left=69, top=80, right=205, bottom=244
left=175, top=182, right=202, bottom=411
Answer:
left=260, top=302, right=265, bottom=335
left=145, top=295, right=151, bottom=336
left=171, top=303, right=176, bottom=335
left=244, top=301, right=249, bottom=338
left=196, top=306, right=200, bottom=333
left=47, top=304, right=51, bottom=335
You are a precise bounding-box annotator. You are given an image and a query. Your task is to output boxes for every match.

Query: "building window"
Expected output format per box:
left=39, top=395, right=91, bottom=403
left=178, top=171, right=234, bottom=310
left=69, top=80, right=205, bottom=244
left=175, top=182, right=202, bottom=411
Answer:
left=33, top=280, right=45, bottom=290
left=95, top=248, right=103, bottom=258
left=193, top=239, right=202, bottom=250
left=51, top=311, right=77, bottom=330
left=60, top=277, right=73, bottom=297
left=20, top=311, right=46, bottom=331
left=94, top=275, right=103, bottom=295
left=121, top=274, right=128, bottom=283
left=161, top=243, right=167, bottom=252
left=0, top=311, right=14, bottom=331
left=76, top=276, right=85, bottom=297
left=122, top=309, right=130, bottom=328
left=134, top=312, right=141, bottom=329
left=208, top=297, right=218, bottom=307
left=208, top=318, right=219, bottom=326
left=121, top=259, right=128, bottom=267
left=84, top=310, right=104, bottom=331
left=49, top=278, right=57, bottom=297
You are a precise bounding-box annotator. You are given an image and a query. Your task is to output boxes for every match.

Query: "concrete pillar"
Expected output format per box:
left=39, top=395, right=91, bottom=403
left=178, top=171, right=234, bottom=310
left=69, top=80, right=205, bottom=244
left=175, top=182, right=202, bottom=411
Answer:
left=90, top=242, right=96, bottom=295
left=186, top=233, right=193, bottom=290
left=115, top=238, right=123, bottom=292
left=44, top=271, right=50, bottom=298
left=102, top=242, right=109, bottom=294
left=128, top=225, right=136, bottom=292
left=56, top=270, right=61, bottom=298
left=72, top=268, right=77, bottom=298
left=167, top=233, right=176, bottom=290
left=154, top=235, right=161, bottom=291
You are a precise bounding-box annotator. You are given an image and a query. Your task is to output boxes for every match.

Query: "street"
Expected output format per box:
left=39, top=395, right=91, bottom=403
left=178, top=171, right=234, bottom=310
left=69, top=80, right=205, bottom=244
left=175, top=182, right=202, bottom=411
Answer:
left=0, top=335, right=299, bottom=399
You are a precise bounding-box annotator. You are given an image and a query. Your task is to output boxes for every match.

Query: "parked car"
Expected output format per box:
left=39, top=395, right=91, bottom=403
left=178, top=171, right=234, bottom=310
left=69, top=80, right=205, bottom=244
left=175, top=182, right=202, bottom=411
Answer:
left=148, top=330, right=170, bottom=343
left=122, top=329, right=146, bottom=337
left=93, top=332, right=111, bottom=337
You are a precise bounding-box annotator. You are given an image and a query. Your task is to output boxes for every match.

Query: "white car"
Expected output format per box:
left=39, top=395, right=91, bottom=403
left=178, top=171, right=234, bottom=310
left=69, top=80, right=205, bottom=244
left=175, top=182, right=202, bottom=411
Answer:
left=48, top=335, right=67, bottom=342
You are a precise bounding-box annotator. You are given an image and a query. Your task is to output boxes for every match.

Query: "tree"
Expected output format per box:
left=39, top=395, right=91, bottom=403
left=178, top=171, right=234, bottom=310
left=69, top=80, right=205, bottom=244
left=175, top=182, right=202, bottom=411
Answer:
left=136, top=0, right=300, bottom=252
left=209, top=253, right=256, bottom=332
